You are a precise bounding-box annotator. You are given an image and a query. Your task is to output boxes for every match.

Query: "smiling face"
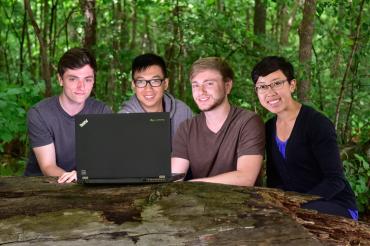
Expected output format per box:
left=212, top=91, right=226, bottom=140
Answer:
left=191, top=69, right=232, bottom=112
left=132, top=65, right=168, bottom=112
left=58, top=64, right=95, bottom=106
left=255, top=70, right=296, bottom=114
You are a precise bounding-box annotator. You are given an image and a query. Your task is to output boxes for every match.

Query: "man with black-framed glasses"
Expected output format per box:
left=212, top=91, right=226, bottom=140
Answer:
left=119, top=53, right=193, bottom=138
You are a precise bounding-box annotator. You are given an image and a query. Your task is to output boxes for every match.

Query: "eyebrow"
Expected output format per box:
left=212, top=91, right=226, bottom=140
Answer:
left=256, top=77, right=285, bottom=84
left=191, top=78, right=218, bottom=83
left=135, top=75, right=162, bottom=79
left=66, top=75, right=94, bottom=79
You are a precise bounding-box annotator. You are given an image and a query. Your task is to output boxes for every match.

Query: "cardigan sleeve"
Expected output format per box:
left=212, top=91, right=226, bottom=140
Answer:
left=305, top=112, right=346, bottom=199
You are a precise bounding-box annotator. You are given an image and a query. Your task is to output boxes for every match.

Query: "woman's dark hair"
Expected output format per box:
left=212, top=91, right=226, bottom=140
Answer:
left=251, top=56, right=294, bottom=84
left=132, top=53, right=167, bottom=78
left=57, top=48, right=97, bottom=77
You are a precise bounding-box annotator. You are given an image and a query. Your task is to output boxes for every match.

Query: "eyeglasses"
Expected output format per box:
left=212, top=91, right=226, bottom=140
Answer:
left=255, top=80, right=287, bottom=94
left=133, top=79, right=164, bottom=88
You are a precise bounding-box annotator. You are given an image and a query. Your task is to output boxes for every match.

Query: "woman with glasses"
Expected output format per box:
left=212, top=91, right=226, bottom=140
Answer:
left=251, top=56, right=358, bottom=220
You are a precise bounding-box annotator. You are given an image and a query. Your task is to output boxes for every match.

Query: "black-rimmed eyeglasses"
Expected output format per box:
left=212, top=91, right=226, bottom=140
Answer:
left=134, top=79, right=164, bottom=88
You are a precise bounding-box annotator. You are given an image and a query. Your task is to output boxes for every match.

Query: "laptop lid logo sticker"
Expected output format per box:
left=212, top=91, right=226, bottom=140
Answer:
left=79, top=119, right=89, bottom=127
left=149, top=118, right=165, bottom=122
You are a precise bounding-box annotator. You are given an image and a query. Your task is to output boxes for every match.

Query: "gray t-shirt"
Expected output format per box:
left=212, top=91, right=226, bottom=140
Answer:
left=24, top=95, right=112, bottom=176
left=172, top=107, right=265, bottom=178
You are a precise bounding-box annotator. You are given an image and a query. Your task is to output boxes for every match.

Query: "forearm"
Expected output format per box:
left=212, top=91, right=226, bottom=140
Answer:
left=40, top=164, right=66, bottom=177
left=307, top=176, right=346, bottom=200
left=191, top=170, right=257, bottom=187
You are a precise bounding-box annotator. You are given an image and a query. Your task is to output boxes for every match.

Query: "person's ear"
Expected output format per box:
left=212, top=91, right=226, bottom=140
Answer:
left=225, top=80, right=233, bottom=95
left=289, top=79, right=297, bottom=93
left=164, top=78, right=169, bottom=90
left=57, top=74, right=63, bottom=86
left=131, top=80, right=136, bottom=91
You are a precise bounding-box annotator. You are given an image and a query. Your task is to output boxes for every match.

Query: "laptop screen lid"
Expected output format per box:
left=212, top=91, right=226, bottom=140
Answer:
left=75, top=112, right=171, bottom=183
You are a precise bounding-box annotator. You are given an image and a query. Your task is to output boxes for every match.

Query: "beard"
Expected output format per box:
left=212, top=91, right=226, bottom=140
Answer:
left=196, top=94, right=227, bottom=112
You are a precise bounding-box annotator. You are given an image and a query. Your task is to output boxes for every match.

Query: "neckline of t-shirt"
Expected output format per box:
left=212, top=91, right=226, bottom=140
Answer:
left=202, top=106, right=235, bottom=135
left=56, top=95, right=90, bottom=119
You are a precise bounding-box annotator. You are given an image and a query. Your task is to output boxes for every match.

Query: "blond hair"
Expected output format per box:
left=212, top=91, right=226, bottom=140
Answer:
left=189, top=57, right=234, bottom=82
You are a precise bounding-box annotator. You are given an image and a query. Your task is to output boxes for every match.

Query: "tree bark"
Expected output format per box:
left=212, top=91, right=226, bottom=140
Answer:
left=117, top=0, right=129, bottom=96
left=129, top=0, right=137, bottom=50
left=253, top=0, right=266, bottom=49
left=165, top=2, right=181, bottom=95
left=280, top=0, right=300, bottom=46
left=1, top=177, right=369, bottom=245
left=298, top=0, right=317, bottom=103
left=216, top=0, right=225, bottom=12
left=24, top=0, right=52, bottom=97
left=19, top=7, right=27, bottom=82
left=49, top=0, right=58, bottom=61
left=81, top=0, right=97, bottom=52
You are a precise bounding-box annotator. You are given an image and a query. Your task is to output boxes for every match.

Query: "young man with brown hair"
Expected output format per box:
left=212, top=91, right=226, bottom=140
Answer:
left=25, top=48, right=112, bottom=183
left=171, top=57, right=265, bottom=186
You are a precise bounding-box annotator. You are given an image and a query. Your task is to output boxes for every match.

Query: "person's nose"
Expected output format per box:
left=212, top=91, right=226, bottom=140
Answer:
left=77, top=78, right=85, bottom=90
left=198, top=84, right=208, bottom=93
left=143, top=82, right=154, bottom=91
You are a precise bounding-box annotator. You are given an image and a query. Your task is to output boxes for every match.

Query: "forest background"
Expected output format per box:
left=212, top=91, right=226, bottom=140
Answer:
left=0, top=0, right=369, bottom=214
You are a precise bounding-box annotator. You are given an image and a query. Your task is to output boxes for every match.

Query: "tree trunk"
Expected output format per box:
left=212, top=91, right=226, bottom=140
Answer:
left=129, top=0, right=137, bottom=50
left=253, top=0, right=266, bottom=49
left=49, top=0, right=58, bottom=62
left=25, top=14, right=36, bottom=80
left=280, top=0, right=300, bottom=46
left=245, top=7, right=252, bottom=48
left=165, top=2, right=181, bottom=95
left=216, top=0, right=225, bottom=12
left=1, top=176, right=369, bottom=245
left=24, top=0, right=52, bottom=97
left=117, top=0, right=129, bottom=96
left=19, top=8, right=27, bottom=82
left=298, top=0, right=317, bottom=103
left=81, top=0, right=97, bottom=52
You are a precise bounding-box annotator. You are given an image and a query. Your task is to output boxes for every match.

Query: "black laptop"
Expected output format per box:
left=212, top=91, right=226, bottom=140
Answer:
left=75, top=112, right=174, bottom=184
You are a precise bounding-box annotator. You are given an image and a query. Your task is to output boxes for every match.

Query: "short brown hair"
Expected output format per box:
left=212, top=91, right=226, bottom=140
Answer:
left=57, top=48, right=97, bottom=77
left=189, top=57, right=234, bottom=82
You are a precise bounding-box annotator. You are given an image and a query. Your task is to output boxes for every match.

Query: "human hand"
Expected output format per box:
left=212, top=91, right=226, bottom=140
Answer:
left=58, top=170, right=77, bottom=183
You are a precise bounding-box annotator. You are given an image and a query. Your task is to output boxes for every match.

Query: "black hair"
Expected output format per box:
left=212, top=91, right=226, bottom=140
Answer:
left=131, top=53, right=167, bottom=79
left=251, top=56, right=294, bottom=84
left=57, top=48, right=97, bottom=77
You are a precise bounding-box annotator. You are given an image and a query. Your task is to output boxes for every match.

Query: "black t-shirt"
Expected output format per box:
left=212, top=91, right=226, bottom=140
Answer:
left=24, top=96, right=112, bottom=176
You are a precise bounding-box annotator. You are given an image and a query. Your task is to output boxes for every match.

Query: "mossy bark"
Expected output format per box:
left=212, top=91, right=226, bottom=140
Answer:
left=0, top=177, right=369, bottom=245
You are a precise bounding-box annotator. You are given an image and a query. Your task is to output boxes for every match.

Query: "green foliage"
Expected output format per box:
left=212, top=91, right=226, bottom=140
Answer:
left=0, top=73, right=44, bottom=152
left=0, top=157, right=26, bottom=176
left=343, top=153, right=370, bottom=212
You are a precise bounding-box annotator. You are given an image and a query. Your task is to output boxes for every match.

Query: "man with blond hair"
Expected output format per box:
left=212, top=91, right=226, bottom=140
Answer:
left=171, top=57, right=265, bottom=186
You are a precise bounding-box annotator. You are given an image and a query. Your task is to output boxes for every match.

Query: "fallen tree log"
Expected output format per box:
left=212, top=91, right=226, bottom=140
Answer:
left=0, top=176, right=369, bottom=245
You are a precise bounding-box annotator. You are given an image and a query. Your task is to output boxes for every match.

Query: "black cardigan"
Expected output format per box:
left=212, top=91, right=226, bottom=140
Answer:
left=265, top=105, right=357, bottom=210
